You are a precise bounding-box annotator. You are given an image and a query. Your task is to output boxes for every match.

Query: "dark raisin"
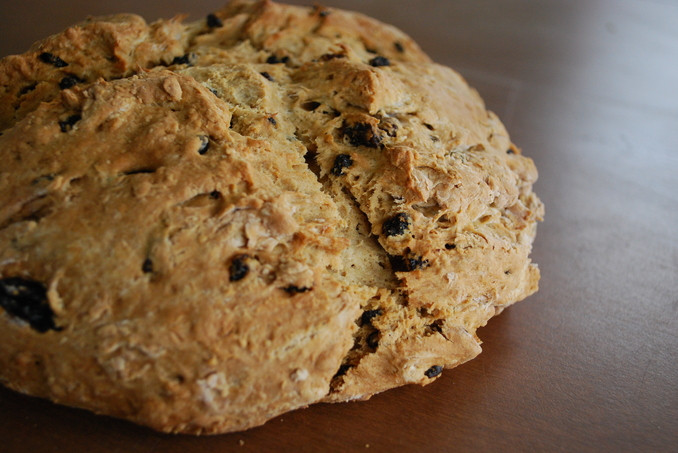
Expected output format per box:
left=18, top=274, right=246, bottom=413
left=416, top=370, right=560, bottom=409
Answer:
left=301, top=101, right=321, bottom=111
left=19, top=83, right=37, bottom=95
left=171, top=53, right=193, bottom=65
left=0, top=278, right=60, bottom=333
left=366, top=331, right=380, bottom=349
left=59, top=75, right=83, bottom=90
left=504, top=270, right=512, bottom=275
left=266, top=55, right=289, bottom=64
left=406, top=256, right=429, bottom=271
left=268, top=116, right=277, bottom=126
left=394, top=42, right=405, bottom=53
left=209, top=88, right=219, bottom=96
left=312, top=5, right=331, bottom=17
left=445, top=243, right=456, bottom=250
left=331, top=154, right=353, bottom=176
left=229, top=255, right=250, bottom=282
left=283, top=285, right=312, bottom=294
left=260, top=71, right=274, bottom=82
left=198, top=135, right=210, bottom=155
left=507, top=148, right=515, bottom=154
left=382, top=213, right=410, bottom=237
left=38, top=52, right=68, bottom=68
left=389, top=255, right=429, bottom=272
left=142, top=258, right=154, bottom=274
left=59, top=114, right=81, bottom=132
left=320, top=53, right=346, bottom=61
left=361, top=308, right=383, bottom=326
left=342, top=122, right=382, bottom=148
left=424, top=365, right=443, bottom=378
left=206, top=13, right=223, bottom=28
left=209, top=190, right=221, bottom=199
left=369, top=56, right=390, bottom=67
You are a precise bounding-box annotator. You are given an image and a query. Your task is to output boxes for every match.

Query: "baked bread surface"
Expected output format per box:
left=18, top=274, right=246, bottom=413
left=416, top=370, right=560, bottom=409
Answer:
left=0, top=0, right=543, bottom=434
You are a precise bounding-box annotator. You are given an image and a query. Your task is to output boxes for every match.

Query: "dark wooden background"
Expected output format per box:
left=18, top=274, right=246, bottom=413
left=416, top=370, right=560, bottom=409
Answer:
left=1, top=1, right=677, bottom=451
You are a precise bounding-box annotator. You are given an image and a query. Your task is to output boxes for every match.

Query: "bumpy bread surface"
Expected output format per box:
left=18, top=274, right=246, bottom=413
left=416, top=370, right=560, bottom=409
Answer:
left=0, top=0, right=543, bottom=434
left=0, top=14, right=187, bottom=131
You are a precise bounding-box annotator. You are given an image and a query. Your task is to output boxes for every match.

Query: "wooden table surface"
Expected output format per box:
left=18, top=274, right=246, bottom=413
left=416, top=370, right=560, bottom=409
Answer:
left=1, top=1, right=677, bottom=451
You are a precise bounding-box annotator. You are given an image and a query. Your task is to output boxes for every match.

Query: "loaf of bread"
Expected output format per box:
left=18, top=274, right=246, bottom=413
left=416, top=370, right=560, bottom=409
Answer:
left=0, top=0, right=543, bottom=434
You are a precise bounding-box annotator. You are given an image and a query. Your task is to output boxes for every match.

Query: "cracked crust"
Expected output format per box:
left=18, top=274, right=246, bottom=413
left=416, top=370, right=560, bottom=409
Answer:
left=0, top=0, right=542, bottom=434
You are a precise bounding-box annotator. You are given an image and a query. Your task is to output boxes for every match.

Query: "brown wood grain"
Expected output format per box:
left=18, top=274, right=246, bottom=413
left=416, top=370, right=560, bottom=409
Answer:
left=1, top=1, right=677, bottom=451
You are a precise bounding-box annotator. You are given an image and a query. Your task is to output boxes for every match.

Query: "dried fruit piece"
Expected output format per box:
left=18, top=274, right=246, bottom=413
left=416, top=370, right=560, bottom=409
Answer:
left=389, top=255, right=429, bottom=272
left=59, top=75, right=84, bottom=90
left=382, top=213, right=410, bottom=237
left=206, top=13, right=223, bottom=28
left=424, top=365, right=443, bottom=378
left=142, top=259, right=154, bottom=274
left=342, top=122, right=382, bottom=148
left=229, top=255, right=250, bottom=282
left=266, top=55, right=289, bottom=64
left=369, top=56, right=390, bottom=67
left=331, top=154, right=353, bottom=176
left=0, top=278, right=59, bottom=333
left=38, top=52, right=68, bottom=68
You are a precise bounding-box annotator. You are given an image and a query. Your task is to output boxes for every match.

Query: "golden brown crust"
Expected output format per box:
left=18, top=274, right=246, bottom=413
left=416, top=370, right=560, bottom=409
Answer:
left=0, top=69, right=360, bottom=434
left=0, top=14, right=187, bottom=131
left=186, top=0, right=430, bottom=67
left=0, top=0, right=542, bottom=434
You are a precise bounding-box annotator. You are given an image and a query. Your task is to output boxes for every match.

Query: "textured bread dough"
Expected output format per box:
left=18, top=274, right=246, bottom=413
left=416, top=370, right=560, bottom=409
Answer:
left=0, top=0, right=543, bottom=434
left=0, top=14, right=187, bottom=132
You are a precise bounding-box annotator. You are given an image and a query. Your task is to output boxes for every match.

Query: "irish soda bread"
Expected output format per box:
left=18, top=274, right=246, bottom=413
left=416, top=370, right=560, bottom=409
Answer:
left=0, top=0, right=543, bottom=434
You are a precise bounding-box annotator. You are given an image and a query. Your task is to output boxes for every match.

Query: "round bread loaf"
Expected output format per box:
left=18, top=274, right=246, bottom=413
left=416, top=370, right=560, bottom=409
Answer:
left=0, top=0, right=543, bottom=434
